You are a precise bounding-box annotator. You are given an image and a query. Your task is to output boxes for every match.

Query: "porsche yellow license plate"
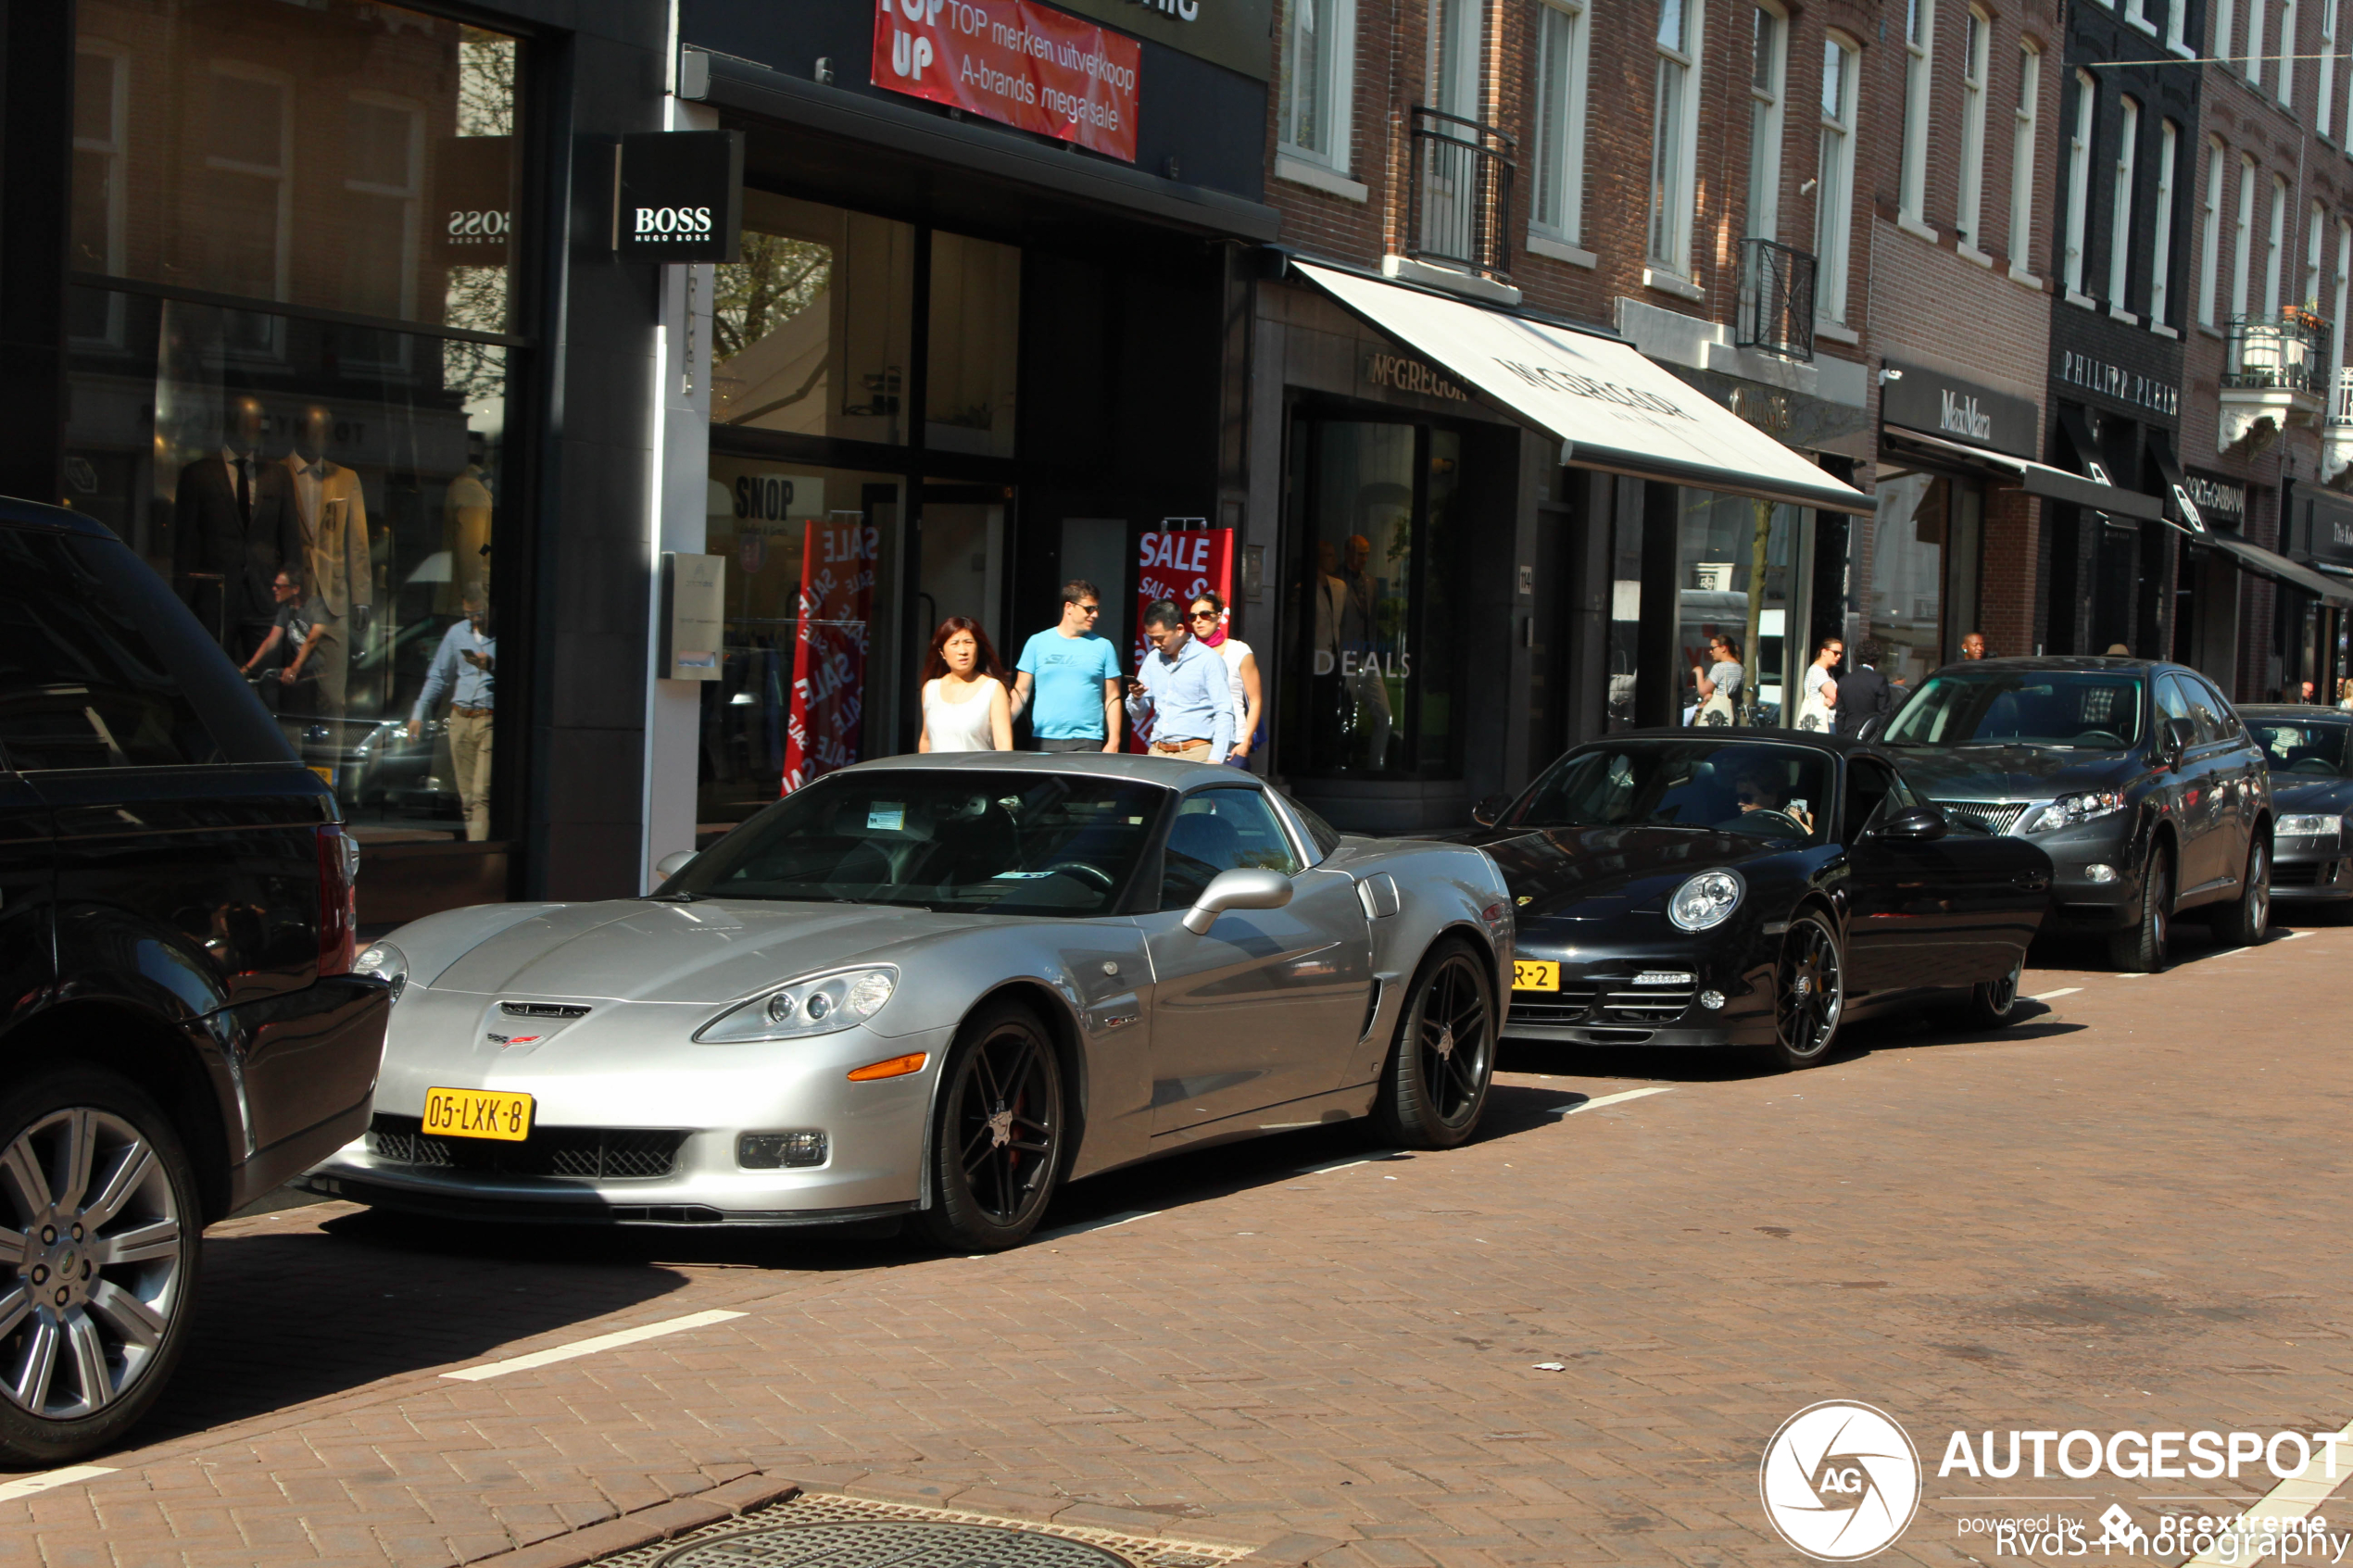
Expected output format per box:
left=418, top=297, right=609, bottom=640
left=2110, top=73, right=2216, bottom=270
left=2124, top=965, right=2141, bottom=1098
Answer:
left=1513, top=960, right=1561, bottom=992
left=422, top=1086, right=535, bottom=1142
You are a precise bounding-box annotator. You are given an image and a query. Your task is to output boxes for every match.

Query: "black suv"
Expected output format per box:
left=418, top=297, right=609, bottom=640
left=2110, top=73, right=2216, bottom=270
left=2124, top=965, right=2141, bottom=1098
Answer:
left=1880, top=657, right=2272, bottom=970
left=0, top=495, right=389, bottom=1461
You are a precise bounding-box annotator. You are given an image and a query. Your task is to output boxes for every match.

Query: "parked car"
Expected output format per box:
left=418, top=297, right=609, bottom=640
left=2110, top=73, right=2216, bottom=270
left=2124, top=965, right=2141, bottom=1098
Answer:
left=0, top=495, right=391, bottom=1463
left=1880, top=657, right=2273, bottom=970
left=1467, top=733, right=2053, bottom=1071
left=2240, top=705, right=2353, bottom=911
left=300, top=754, right=1516, bottom=1250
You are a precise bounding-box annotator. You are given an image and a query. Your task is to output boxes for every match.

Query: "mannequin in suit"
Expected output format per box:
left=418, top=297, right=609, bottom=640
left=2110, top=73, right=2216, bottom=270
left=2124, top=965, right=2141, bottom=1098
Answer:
left=172, top=395, right=297, bottom=657
left=280, top=405, right=373, bottom=718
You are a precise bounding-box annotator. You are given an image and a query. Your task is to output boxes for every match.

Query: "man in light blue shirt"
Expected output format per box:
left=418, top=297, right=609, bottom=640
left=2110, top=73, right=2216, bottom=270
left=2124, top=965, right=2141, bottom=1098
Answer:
left=1013, top=579, right=1124, bottom=751
left=409, top=585, right=496, bottom=840
left=1125, top=599, right=1233, bottom=763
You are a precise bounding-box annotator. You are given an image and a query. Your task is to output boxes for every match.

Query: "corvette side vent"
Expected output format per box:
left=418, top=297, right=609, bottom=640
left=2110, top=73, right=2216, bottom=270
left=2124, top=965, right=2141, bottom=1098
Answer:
left=501, top=1001, right=593, bottom=1018
left=1359, top=981, right=1386, bottom=1040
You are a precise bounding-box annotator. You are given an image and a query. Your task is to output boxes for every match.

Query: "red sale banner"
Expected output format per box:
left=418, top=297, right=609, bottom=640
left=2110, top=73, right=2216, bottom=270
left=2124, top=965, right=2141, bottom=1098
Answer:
left=782, top=517, right=879, bottom=794
left=1128, top=527, right=1234, bottom=751
left=872, top=0, right=1140, bottom=163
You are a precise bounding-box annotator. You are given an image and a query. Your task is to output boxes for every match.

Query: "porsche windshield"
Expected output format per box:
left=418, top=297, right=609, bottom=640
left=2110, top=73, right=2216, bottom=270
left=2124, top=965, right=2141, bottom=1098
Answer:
left=1510, top=741, right=1834, bottom=844
left=665, top=772, right=1169, bottom=914
left=1884, top=669, right=2145, bottom=750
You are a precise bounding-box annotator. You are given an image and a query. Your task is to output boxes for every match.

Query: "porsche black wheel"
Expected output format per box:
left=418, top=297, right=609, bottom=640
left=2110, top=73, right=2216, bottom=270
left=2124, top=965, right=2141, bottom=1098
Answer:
left=1768, top=913, right=1844, bottom=1071
left=1962, top=955, right=2024, bottom=1029
left=1373, top=939, right=1496, bottom=1149
left=916, top=1000, right=1065, bottom=1252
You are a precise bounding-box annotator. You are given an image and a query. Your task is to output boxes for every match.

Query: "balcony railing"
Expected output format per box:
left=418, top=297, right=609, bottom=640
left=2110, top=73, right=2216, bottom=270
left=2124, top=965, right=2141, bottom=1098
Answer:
left=1734, top=237, right=1818, bottom=362
left=2223, top=309, right=2333, bottom=395
left=2331, top=366, right=2353, bottom=428
left=1408, top=107, right=1516, bottom=283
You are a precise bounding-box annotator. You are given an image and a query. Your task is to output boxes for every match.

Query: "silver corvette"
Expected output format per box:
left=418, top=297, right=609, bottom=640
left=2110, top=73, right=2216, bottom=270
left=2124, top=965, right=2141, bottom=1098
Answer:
left=299, top=754, right=1515, bottom=1249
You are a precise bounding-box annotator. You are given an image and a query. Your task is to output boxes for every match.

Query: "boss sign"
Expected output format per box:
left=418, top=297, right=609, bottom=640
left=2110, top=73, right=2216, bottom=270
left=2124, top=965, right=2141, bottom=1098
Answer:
left=871, top=0, right=1141, bottom=163
left=612, top=130, right=744, bottom=264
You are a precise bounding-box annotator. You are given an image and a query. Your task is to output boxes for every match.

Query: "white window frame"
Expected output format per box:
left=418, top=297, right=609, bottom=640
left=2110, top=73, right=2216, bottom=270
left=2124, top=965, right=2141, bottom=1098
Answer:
left=2152, top=119, right=2179, bottom=323
left=205, top=59, right=295, bottom=307
left=1428, top=0, right=1484, bottom=119
left=1747, top=0, right=1789, bottom=241
left=1899, top=0, right=1938, bottom=231
left=2309, top=198, right=2328, bottom=308
left=2278, top=0, right=2299, bottom=107
left=1815, top=32, right=1860, bottom=320
left=70, top=44, right=128, bottom=345
left=2265, top=172, right=2288, bottom=316
left=2200, top=137, right=2228, bottom=327
left=2064, top=69, right=2095, bottom=296
left=1279, top=0, right=1359, bottom=175
left=1648, top=0, right=1705, bottom=274
left=2008, top=40, right=2042, bottom=274
left=2108, top=96, right=2140, bottom=311
left=2232, top=154, right=2258, bottom=322
left=2322, top=0, right=2340, bottom=138
left=2334, top=219, right=2350, bottom=377
left=2216, top=0, right=2240, bottom=70
left=2167, top=0, right=2190, bottom=50
left=1957, top=7, right=1993, bottom=249
left=1529, top=0, right=1592, bottom=249
left=2249, top=0, right=2269, bottom=85
left=2128, top=0, right=2157, bottom=31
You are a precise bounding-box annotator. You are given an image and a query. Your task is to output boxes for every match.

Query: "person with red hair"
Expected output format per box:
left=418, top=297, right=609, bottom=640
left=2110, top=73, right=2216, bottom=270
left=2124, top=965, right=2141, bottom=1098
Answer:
left=917, top=617, right=1013, bottom=752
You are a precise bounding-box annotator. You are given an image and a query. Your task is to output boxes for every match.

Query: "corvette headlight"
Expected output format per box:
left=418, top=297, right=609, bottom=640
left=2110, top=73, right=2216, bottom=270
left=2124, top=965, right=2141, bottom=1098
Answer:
left=1667, top=870, right=1743, bottom=931
left=2019, top=791, right=2127, bottom=834
left=2277, top=812, right=2343, bottom=843
left=695, top=965, right=899, bottom=1043
left=354, top=941, right=408, bottom=1002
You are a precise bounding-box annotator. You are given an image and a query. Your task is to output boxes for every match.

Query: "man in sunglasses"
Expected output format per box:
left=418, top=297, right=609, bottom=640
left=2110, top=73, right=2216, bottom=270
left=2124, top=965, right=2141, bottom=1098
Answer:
left=1124, top=599, right=1234, bottom=763
left=1012, top=579, right=1125, bottom=752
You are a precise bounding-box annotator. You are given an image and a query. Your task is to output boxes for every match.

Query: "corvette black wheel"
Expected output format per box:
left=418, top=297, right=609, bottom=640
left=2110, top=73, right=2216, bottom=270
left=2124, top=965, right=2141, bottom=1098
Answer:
left=916, top=999, right=1065, bottom=1252
left=1768, top=913, right=1844, bottom=1071
left=1373, top=939, right=1496, bottom=1149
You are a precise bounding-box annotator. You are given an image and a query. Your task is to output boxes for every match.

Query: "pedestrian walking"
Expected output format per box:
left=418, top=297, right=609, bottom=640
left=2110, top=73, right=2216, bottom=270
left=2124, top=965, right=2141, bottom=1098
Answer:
left=1833, top=639, right=1894, bottom=739
left=917, top=617, right=1013, bottom=753
left=1796, top=635, right=1842, bottom=733
left=1012, top=580, right=1123, bottom=752
left=1126, top=599, right=1234, bottom=763
left=410, top=583, right=495, bottom=841
left=1188, top=590, right=1263, bottom=767
left=1692, top=633, right=1743, bottom=727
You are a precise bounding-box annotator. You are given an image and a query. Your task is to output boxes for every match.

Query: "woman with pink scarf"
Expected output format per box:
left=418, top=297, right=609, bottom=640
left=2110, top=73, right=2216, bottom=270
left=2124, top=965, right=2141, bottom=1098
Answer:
left=1188, top=591, right=1263, bottom=768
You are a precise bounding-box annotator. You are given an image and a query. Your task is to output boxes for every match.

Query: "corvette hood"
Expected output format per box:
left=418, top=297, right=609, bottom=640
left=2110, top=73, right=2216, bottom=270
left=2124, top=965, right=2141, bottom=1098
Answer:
left=1468, top=825, right=1783, bottom=919
left=1886, top=745, right=2148, bottom=800
left=424, top=898, right=992, bottom=1005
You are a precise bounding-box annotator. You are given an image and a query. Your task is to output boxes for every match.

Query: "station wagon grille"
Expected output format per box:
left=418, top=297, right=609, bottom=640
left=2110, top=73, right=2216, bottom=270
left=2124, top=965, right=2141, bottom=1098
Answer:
left=369, top=1115, right=686, bottom=1180
left=1931, top=799, right=2032, bottom=836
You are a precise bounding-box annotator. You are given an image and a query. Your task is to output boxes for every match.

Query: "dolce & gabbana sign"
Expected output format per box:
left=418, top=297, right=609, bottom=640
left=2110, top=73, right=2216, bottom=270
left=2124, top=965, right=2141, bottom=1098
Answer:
left=2183, top=471, right=2247, bottom=528
left=1879, top=360, right=2038, bottom=459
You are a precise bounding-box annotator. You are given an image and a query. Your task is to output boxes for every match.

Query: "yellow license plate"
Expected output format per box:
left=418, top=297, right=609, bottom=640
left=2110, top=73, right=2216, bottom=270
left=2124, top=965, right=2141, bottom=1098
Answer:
left=1513, top=960, right=1561, bottom=992
left=422, top=1086, right=535, bottom=1142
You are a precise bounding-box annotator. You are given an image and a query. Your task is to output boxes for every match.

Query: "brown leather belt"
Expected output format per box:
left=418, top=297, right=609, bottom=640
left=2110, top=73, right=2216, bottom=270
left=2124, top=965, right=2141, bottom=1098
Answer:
left=1151, top=739, right=1207, bottom=752
left=453, top=705, right=493, bottom=718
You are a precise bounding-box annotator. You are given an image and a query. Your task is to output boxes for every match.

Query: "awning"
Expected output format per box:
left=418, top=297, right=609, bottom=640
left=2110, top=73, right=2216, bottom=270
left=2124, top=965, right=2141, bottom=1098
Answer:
left=2044, top=406, right=2174, bottom=527
left=1292, top=261, right=1872, bottom=515
left=2147, top=433, right=2213, bottom=536
left=1879, top=425, right=2165, bottom=521
left=2196, top=530, right=2353, bottom=608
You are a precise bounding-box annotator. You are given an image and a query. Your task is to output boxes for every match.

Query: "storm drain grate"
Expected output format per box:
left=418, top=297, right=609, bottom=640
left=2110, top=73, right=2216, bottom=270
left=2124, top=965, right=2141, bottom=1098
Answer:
left=587, top=1489, right=1252, bottom=1568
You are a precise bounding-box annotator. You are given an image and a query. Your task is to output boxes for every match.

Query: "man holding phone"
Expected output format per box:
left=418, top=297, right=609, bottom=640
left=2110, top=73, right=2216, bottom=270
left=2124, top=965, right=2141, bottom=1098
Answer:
left=410, top=583, right=496, bottom=841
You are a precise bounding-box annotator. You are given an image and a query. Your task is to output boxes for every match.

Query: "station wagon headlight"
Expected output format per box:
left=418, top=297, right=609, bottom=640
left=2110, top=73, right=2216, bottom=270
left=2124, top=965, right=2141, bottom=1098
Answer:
left=695, top=965, right=899, bottom=1043
left=2277, top=812, right=2343, bottom=843
left=1667, top=870, right=1743, bottom=931
left=2019, top=791, right=2127, bottom=834
left=354, top=941, right=408, bottom=1003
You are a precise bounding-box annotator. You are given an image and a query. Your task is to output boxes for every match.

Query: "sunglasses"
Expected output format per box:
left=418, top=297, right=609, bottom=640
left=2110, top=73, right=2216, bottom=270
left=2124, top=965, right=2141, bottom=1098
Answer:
left=1074, top=603, right=1101, bottom=614
left=1189, top=609, right=1219, bottom=621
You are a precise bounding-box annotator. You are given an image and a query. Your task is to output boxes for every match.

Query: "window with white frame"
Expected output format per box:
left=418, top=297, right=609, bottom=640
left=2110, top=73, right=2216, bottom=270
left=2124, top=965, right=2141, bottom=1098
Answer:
left=1957, top=8, right=1992, bottom=247
left=1529, top=0, right=1592, bottom=245
left=1748, top=3, right=1789, bottom=239
left=2167, top=0, right=2189, bottom=49
left=2200, top=138, right=2228, bottom=326
left=1280, top=0, right=1357, bottom=170
left=2334, top=220, right=2350, bottom=377
left=1428, top=0, right=1483, bottom=117
left=2216, top=0, right=2240, bottom=70
left=2277, top=0, right=2298, bottom=107
left=2248, top=0, right=2268, bottom=85
left=2009, top=41, right=2042, bottom=269
left=1900, top=0, right=1937, bottom=225
left=2231, top=155, right=2257, bottom=320
left=1649, top=0, right=1704, bottom=271
left=2128, top=0, right=2154, bottom=31
left=69, top=45, right=127, bottom=345
left=2322, top=0, right=2339, bottom=138
left=2152, top=119, right=2179, bottom=322
left=2308, top=199, right=2327, bottom=307
left=2344, top=31, right=2353, bottom=139
left=2108, top=97, right=2140, bottom=308
left=2064, top=69, right=2095, bottom=295
left=1816, top=33, right=1860, bottom=318
left=2265, top=173, right=2288, bottom=315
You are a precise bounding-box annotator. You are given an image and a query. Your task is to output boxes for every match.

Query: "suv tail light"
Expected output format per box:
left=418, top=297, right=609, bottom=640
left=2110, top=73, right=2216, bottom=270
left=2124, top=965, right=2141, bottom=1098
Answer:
left=317, top=823, right=359, bottom=976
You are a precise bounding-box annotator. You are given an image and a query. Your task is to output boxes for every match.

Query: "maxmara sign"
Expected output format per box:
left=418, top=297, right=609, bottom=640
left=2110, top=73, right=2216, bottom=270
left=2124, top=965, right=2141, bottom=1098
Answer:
left=1879, top=361, right=2038, bottom=459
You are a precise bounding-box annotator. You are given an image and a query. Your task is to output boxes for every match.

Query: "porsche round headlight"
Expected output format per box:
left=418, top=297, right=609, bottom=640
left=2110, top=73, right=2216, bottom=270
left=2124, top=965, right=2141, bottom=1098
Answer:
left=355, top=941, right=409, bottom=1003
left=1667, top=870, right=1744, bottom=931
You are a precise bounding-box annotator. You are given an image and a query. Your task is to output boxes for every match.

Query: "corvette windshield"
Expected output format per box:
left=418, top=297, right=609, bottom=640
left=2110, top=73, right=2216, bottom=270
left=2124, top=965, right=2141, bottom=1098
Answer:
left=2250, top=719, right=2353, bottom=776
left=1510, top=741, right=1833, bottom=844
left=665, top=772, right=1169, bottom=914
left=1884, top=669, right=2145, bottom=749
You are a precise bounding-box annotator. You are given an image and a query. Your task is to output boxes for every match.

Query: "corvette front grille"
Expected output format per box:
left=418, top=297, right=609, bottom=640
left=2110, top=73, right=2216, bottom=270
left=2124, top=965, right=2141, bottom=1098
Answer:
left=369, top=1115, right=687, bottom=1180
left=1932, top=799, right=2031, bottom=836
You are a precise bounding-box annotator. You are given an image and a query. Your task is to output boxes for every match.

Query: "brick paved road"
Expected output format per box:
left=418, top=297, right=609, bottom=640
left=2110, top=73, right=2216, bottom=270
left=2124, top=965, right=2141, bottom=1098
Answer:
left=9, top=916, right=2352, bottom=1568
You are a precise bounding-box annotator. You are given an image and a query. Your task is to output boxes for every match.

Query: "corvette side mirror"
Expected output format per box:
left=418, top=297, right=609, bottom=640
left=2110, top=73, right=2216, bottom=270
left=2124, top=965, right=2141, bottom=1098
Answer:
left=1183, top=867, right=1293, bottom=935
left=1871, top=806, right=1948, bottom=841
left=654, top=849, right=698, bottom=879
left=1471, top=792, right=1513, bottom=828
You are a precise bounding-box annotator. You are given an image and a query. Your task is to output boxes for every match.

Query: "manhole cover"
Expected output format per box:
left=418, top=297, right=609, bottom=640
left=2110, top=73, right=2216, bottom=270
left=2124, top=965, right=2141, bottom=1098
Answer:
left=649, top=1520, right=1137, bottom=1567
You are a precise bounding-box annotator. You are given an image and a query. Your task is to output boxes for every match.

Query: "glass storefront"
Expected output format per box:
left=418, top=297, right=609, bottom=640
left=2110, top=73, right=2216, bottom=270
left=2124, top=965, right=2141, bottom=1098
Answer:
left=65, top=0, right=522, bottom=849
left=1863, top=471, right=1982, bottom=691
left=1674, top=490, right=1810, bottom=725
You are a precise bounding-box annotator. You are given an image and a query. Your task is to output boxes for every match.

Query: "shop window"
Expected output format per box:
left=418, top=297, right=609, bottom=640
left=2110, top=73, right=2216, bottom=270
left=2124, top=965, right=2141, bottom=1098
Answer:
left=1280, top=419, right=1466, bottom=778
left=1607, top=483, right=1645, bottom=732
left=1864, top=473, right=1982, bottom=690
left=712, top=191, right=915, bottom=446
left=70, top=45, right=128, bottom=345
left=926, top=232, right=1020, bottom=458
left=1674, top=491, right=1812, bottom=727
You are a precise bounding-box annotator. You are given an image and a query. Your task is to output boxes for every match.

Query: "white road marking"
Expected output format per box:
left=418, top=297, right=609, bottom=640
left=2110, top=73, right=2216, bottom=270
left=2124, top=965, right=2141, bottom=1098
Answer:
left=2283, top=929, right=2311, bottom=940
left=1033, top=1209, right=1161, bottom=1241
left=442, top=1309, right=747, bottom=1382
left=0, top=1466, right=116, bottom=1503
left=2030, top=986, right=2082, bottom=1001
left=1552, top=1085, right=1678, bottom=1115
left=2182, top=1414, right=2353, bottom=1564
left=1293, top=1152, right=1403, bottom=1176
left=2116, top=972, right=2153, bottom=979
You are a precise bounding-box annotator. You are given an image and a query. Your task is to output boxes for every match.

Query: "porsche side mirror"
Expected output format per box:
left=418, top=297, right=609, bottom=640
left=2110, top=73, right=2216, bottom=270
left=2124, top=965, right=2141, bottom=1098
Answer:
left=1471, top=792, right=1513, bottom=829
left=1872, top=806, right=1948, bottom=841
left=1182, top=867, right=1293, bottom=935
left=654, top=849, right=698, bottom=879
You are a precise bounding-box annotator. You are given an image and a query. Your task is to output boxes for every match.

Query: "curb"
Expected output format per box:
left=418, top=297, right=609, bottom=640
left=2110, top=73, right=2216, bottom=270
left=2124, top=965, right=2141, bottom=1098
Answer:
left=459, top=1475, right=806, bottom=1568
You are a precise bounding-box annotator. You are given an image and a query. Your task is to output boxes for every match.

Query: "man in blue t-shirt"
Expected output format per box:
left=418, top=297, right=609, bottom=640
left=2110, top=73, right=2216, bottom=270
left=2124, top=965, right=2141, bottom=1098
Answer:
left=1013, top=579, right=1124, bottom=751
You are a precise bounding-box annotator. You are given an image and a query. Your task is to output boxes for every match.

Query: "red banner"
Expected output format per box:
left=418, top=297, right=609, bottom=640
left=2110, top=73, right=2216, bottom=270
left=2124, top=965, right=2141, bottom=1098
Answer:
left=872, top=0, right=1140, bottom=163
left=1128, top=528, right=1235, bottom=751
left=782, top=517, right=879, bottom=794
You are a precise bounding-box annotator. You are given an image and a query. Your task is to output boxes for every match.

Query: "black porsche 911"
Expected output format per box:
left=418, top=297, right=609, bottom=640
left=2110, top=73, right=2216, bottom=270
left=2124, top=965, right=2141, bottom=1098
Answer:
left=1467, top=732, right=2056, bottom=1069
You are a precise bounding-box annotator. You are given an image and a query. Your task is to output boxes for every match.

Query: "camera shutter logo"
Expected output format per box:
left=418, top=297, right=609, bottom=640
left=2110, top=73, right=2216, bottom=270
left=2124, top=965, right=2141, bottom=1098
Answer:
left=1759, top=1400, right=1921, bottom=1561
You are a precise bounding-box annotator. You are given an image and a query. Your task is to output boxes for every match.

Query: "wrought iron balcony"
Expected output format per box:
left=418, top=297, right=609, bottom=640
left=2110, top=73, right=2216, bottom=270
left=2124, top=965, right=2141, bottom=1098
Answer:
left=2223, top=309, right=2331, bottom=395
left=1734, top=238, right=1817, bottom=362
left=2330, top=365, right=2353, bottom=429
left=1407, top=107, right=1516, bottom=283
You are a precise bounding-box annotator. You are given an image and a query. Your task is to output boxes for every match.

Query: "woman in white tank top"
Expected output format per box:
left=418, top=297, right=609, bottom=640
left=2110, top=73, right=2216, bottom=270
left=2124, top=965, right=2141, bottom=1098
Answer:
left=1189, top=591, right=1263, bottom=767
left=917, top=618, right=1013, bottom=752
